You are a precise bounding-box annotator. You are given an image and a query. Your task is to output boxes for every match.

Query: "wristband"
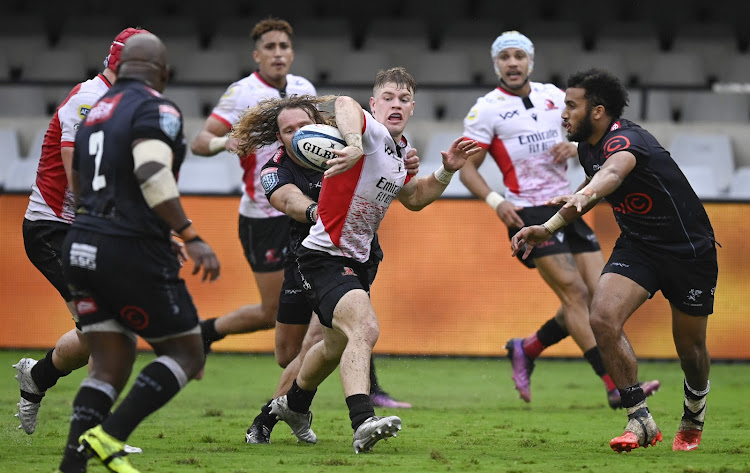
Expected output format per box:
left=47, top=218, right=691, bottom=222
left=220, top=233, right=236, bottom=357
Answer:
left=485, top=191, right=505, bottom=210
left=208, top=135, right=229, bottom=154
left=305, top=203, right=318, bottom=224
left=542, top=213, right=567, bottom=234
left=175, top=220, right=192, bottom=234
left=433, top=165, right=455, bottom=185
left=185, top=235, right=204, bottom=244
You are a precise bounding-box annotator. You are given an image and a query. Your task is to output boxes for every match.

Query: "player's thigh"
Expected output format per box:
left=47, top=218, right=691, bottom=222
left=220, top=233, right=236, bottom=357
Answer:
left=534, top=252, right=589, bottom=300
left=296, top=247, right=371, bottom=330
left=591, top=272, right=649, bottom=330
left=23, top=218, right=72, bottom=301
left=659, top=246, right=717, bottom=317
left=572, top=250, right=606, bottom=294
left=64, top=230, right=200, bottom=341
left=238, top=214, right=289, bottom=272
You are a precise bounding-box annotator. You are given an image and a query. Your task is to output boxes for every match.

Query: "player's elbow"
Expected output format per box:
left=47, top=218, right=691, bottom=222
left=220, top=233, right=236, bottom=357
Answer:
left=190, top=139, right=206, bottom=156
left=335, top=95, right=360, bottom=110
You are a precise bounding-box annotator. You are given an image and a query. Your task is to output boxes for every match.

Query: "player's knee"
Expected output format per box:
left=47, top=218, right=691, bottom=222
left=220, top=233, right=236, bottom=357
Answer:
left=589, top=310, right=614, bottom=340
left=559, top=279, right=591, bottom=308
left=275, top=344, right=298, bottom=368
left=674, top=337, right=707, bottom=363
left=356, top=318, right=380, bottom=348
left=259, top=302, right=279, bottom=329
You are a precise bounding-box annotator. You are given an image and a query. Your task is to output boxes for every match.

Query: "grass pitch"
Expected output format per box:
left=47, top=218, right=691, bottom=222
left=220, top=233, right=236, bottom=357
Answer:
left=2, top=350, right=749, bottom=473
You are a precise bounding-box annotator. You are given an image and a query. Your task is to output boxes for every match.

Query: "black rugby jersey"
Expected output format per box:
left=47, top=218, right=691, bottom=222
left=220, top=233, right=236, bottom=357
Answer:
left=72, top=79, right=186, bottom=240
left=260, top=147, right=383, bottom=262
left=578, top=118, right=715, bottom=257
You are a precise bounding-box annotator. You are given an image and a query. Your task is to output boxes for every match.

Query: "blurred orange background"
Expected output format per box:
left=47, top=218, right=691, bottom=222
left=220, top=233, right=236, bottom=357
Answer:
left=0, top=195, right=745, bottom=359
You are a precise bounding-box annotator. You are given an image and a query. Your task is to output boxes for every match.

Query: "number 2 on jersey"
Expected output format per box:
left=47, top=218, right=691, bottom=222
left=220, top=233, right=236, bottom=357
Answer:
left=89, top=130, right=106, bottom=191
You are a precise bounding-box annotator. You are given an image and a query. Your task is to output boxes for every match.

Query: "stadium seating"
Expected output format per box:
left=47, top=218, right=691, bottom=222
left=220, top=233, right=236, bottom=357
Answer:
left=170, top=50, right=242, bottom=84
left=3, top=128, right=43, bottom=192
left=639, top=52, right=708, bottom=88
left=359, top=18, right=432, bottom=67
left=1, top=3, right=749, bottom=202
left=400, top=52, right=474, bottom=86
left=177, top=151, right=243, bottom=194
left=0, top=128, right=22, bottom=189
left=669, top=133, right=735, bottom=192
left=678, top=164, right=721, bottom=199
left=728, top=166, right=750, bottom=199
left=163, top=86, right=203, bottom=117
left=680, top=92, right=750, bottom=123
left=334, top=51, right=392, bottom=85
left=670, top=22, right=739, bottom=76
left=717, top=54, right=750, bottom=83
left=0, top=51, right=9, bottom=81
left=24, top=49, right=88, bottom=83
left=0, top=86, right=49, bottom=117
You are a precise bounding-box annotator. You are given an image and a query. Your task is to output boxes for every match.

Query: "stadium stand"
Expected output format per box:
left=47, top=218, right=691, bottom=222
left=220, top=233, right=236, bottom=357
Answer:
left=728, top=167, right=750, bottom=199
left=669, top=133, right=735, bottom=193
left=0, top=128, right=22, bottom=189
left=1, top=0, right=749, bottom=199
left=678, top=164, right=721, bottom=199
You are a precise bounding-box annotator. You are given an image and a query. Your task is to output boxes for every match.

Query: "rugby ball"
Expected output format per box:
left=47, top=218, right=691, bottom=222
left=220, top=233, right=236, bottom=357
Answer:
left=291, top=124, right=346, bottom=172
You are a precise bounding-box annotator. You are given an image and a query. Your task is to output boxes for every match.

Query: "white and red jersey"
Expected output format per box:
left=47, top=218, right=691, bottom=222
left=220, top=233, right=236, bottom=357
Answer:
left=25, top=73, right=111, bottom=223
left=210, top=71, right=316, bottom=218
left=303, top=111, right=413, bottom=263
left=462, top=82, right=572, bottom=207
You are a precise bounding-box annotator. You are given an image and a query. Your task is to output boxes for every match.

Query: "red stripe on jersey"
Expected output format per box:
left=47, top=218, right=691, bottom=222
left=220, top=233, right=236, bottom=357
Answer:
left=488, top=136, right=519, bottom=194
left=210, top=112, right=232, bottom=129
left=240, top=152, right=257, bottom=196
left=253, top=71, right=273, bottom=88
left=318, top=157, right=365, bottom=249
left=36, top=83, right=83, bottom=217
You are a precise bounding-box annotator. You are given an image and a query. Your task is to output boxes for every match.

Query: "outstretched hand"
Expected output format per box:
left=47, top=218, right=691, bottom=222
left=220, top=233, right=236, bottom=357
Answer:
left=510, top=225, right=553, bottom=260
left=324, top=145, right=364, bottom=178
left=185, top=239, right=221, bottom=282
left=546, top=193, right=590, bottom=213
left=442, top=138, right=481, bottom=172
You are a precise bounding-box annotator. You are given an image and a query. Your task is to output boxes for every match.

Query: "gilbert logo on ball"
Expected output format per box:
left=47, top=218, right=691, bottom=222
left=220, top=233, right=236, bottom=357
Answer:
left=292, top=124, right=346, bottom=172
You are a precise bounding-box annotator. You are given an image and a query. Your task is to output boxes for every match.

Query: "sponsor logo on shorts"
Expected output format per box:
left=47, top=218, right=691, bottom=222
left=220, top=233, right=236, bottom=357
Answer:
left=687, top=288, right=703, bottom=302
left=69, top=242, right=98, bottom=270
left=610, top=262, right=630, bottom=268
left=120, top=305, right=149, bottom=330
left=284, top=288, right=303, bottom=295
left=341, top=266, right=357, bottom=276
left=264, top=249, right=281, bottom=264
left=75, top=297, right=98, bottom=315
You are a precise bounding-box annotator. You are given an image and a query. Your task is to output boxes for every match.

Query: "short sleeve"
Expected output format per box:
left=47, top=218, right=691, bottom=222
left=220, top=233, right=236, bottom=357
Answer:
left=210, top=84, right=242, bottom=126
left=603, top=129, right=648, bottom=162
left=132, top=99, right=184, bottom=147
left=58, top=90, right=100, bottom=145
left=462, top=98, right=494, bottom=147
